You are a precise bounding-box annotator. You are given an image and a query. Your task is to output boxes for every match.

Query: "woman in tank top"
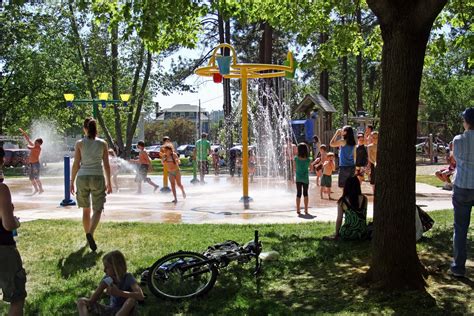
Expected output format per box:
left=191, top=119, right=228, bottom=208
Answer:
left=330, top=125, right=357, bottom=188
left=71, top=118, right=112, bottom=252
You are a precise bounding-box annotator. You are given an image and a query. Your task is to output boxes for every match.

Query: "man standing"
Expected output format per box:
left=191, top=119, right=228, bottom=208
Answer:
left=450, top=107, right=474, bottom=278
left=194, top=133, right=211, bottom=183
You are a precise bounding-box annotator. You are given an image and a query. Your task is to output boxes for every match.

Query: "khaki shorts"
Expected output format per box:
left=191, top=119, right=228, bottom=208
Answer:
left=76, top=175, right=106, bottom=213
left=0, top=246, right=27, bottom=303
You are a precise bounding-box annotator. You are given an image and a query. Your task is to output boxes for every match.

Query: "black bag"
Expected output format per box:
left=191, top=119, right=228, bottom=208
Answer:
left=416, top=205, right=435, bottom=232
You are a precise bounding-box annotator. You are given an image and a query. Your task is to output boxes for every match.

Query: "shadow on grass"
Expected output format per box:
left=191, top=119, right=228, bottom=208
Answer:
left=139, top=228, right=472, bottom=315
left=24, top=277, right=98, bottom=315
left=58, top=246, right=104, bottom=278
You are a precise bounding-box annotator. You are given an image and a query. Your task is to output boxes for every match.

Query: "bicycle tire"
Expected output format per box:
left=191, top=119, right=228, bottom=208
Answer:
left=147, top=251, right=218, bottom=300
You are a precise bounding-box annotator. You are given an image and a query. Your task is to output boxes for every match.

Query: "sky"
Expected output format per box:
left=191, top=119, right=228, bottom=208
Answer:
left=153, top=48, right=224, bottom=113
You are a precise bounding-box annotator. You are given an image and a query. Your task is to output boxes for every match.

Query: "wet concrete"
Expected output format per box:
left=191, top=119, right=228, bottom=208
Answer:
left=5, top=174, right=453, bottom=224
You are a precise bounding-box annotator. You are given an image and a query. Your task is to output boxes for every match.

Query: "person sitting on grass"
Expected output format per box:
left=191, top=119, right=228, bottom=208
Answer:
left=435, top=141, right=456, bottom=191
left=77, top=250, right=144, bottom=316
left=324, top=176, right=368, bottom=241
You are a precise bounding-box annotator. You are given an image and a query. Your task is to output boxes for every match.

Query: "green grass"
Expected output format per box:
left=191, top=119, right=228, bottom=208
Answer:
left=1, top=210, right=472, bottom=315
left=416, top=175, right=445, bottom=188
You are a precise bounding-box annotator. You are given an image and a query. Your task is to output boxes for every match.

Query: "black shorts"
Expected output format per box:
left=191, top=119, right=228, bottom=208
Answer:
left=338, top=166, right=355, bottom=188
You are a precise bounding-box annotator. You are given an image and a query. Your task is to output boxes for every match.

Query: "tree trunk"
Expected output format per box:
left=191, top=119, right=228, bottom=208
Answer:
left=218, top=10, right=233, bottom=155
left=342, top=56, right=349, bottom=116
left=356, top=8, right=363, bottom=112
left=124, top=44, right=145, bottom=158
left=67, top=2, right=113, bottom=146
left=319, top=33, right=329, bottom=99
left=125, top=51, right=152, bottom=156
left=365, top=0, right=447, bottom=290
left=111, top=23, right=124, bottom=153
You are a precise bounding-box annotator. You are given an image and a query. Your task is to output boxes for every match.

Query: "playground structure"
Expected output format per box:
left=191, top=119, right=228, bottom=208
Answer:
left=294, top=94, right=337, bottom=146
left=63, top=92, right=130, bottom=118
left=416, top=119, right=450, bottom=164
left=195, top=43, right=295, bottom=207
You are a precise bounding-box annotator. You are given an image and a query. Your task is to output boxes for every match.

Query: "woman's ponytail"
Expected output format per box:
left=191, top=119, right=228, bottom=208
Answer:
left=83, top=117, right=97, bottom=139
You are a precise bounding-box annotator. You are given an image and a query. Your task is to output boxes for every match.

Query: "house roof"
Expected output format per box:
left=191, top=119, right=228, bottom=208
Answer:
left=294, top=94, right=337, bottom=113
left=156, top=112, right=210, bottom=121
left=160, top=104, right=208, bottom=113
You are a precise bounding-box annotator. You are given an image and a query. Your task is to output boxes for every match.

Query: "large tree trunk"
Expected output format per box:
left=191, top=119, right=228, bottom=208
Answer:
left=365, top=0, right=447, bottom=290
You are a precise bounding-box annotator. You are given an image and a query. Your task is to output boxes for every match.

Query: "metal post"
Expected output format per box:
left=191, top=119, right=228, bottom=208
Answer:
left=428, top=133, right=434, bottom=164
left=161, top=163, right=171, bottom=192
left=92, top=102, right=98, bottom=119
left=240, top=67, right=252, bottom=208
left=60, top=156, right=76, bottom=206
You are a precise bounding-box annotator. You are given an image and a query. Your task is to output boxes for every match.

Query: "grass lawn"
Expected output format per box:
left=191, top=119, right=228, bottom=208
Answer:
left=416, top=175, right=445, bottom=188
left=1, top=210, right=473, bottom=315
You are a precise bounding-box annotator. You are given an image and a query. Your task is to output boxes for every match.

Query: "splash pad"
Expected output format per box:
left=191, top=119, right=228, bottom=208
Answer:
left=195, top=44, right=296, bottom=208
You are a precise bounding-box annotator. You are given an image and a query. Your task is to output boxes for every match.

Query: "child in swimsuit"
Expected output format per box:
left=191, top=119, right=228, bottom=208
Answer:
left=161, top=144, right=186, bottom=203
left=130, top=141, right=159, bottom=194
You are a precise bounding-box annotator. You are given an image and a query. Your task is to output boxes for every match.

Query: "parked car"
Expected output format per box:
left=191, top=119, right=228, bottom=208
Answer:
left=146, top=145, right=161, bottom=160
left=177, top=144, right=196, bottom=158
left=3, top=149, right=29, bottom=167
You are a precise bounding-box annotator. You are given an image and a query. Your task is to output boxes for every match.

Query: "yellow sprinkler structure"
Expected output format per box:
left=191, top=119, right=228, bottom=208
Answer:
left=195, top=44, right=295, bottom=207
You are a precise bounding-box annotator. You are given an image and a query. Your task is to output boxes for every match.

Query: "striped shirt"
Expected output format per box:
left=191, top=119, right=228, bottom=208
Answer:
left=453, top=130, right=474, bottom=189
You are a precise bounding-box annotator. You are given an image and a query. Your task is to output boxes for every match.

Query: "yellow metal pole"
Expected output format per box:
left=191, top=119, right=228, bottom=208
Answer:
left=241, top=67, right=249, bottom=202
left=163, top=163, right=169, bottom=187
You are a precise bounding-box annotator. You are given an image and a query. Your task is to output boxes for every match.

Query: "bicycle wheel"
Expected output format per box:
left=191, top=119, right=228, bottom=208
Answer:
left=147, top=251, right=218, bottom=300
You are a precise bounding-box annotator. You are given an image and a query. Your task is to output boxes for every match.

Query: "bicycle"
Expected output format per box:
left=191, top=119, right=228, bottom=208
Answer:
left=144, top=230, right=262, bottom=300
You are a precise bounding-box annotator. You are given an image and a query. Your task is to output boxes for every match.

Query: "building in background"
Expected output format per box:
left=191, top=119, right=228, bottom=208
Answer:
left=156, top=104, right=210, bottom=134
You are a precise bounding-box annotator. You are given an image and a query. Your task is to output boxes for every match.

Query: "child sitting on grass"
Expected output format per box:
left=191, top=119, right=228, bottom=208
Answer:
left=77, top=250, right=144, bottom=316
